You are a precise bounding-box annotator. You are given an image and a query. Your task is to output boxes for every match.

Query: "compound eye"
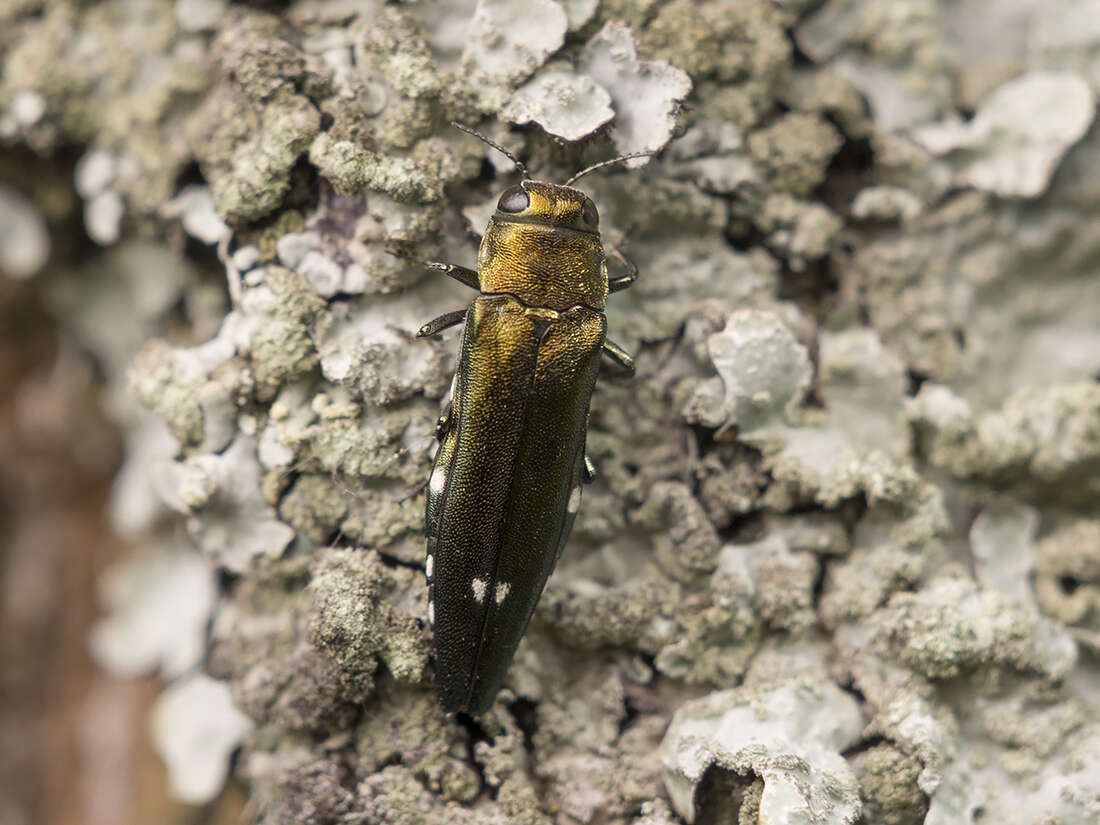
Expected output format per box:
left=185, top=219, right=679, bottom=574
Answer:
left=497, top=186, right=529, bottom=213
left=581, top=198, right=599, bottom=227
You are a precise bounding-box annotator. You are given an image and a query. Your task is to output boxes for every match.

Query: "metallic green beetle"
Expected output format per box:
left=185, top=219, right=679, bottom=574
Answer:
left=413, top=127, right=646, bottom=714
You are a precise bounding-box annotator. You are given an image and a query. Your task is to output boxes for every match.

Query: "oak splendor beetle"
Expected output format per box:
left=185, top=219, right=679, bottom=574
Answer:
left=410, top=124, right=650, bottom=714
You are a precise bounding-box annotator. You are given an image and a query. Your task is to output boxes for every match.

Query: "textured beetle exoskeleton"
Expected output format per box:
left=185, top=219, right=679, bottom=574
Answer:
left=416, top=133, right=643, bottom=714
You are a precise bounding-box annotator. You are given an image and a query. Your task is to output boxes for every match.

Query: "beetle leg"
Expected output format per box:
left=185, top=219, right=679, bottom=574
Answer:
left=607, top=247, right=638, bottom=294
left=386, top=249, right=480, bottom=290
left=601, top=339, right=635, bottom=376
left=418, top=309, right=467, bottom=338
left=435, top=403, right=453, bottom=441
left=583, top=454, right=596, bottom=483
left=396, top=477, right=430, bottom=504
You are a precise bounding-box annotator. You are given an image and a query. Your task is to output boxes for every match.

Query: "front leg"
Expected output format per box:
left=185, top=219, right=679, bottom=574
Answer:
left=607, top=247, right=638, bottom=294
left=386, top=249, right=480, bottom=291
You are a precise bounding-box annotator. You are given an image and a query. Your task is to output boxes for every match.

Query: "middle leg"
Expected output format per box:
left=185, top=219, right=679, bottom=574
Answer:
left=418, top=309, right=467, bottom=338
left=601, top=339, right=635, bottom=376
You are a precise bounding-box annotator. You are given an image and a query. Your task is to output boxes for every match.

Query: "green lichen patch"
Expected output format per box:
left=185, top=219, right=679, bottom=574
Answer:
left=644, top=0, right=792, bottom=89
left=277, top=473, right=350, bottom=546
left=241, top=266, right=326, bottom=396
left=128, top=339, right=211, bottom=450
left=189, top=11, right=322, bottom=222
left=747, top=112, right=844, bottom=197
left=877, top=575, right=1077, bottom=683
left=308, top=547, right=429, bottom=691
left=850, top=743, right=928, bottom=825
left=355, top=691, right=479, bottom=803
left=913, top=381, right=1100, bottom=506
left=1035, top=520, right=1100, bottom=633
left=309, top=133, right=453, bottom=202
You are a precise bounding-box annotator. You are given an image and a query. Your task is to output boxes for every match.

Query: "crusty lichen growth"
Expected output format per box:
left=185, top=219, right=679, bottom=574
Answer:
left=12, top=0, right=1100, bottom=822
left=189, top=11, right=323, bottom=222
left=308, top=548, right=428, bottom=690
left=1035, top=520, right=1100, bottom=633
left=850, top=744, right=928, bottom=825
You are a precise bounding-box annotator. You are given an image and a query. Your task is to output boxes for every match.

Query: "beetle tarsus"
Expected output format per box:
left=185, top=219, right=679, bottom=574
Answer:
left=601, top=340, right=635, bottom=376
left=608, top=273, right=636, bottom=293
left=435, top=405, right=453, bottom=441
left=583, top=454, right=596, bottom=483
left=419, top=309, right=467, bottom=338
left=607, top=247, right=638, bottom=294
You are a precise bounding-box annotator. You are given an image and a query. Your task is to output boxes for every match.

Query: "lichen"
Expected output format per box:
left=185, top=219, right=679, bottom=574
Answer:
left=850, top=743, right=929, bottom=825
left=308, top=547, right=429, bottom=689
left=11, top=0, right=1100, bottom=823
left=1035, top=520, right=1100, bottom=635
left=659, top=682, right=863, bottom=824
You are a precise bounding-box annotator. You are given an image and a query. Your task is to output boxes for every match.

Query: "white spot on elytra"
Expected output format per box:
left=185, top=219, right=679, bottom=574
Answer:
left=425, top=555, right=433, bottom=579
left=495, top=582, right=511, bottom=604
left=429, top=467, right=446, bottom=495
left=567, top=486, right=581, bottom=514
left=428, top=600, right=434, bottom=624
left=471, top=577, right=487, bottom=603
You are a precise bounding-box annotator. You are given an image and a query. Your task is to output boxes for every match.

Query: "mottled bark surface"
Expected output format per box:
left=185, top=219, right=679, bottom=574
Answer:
left=4, top=1, right=1100, bottom=824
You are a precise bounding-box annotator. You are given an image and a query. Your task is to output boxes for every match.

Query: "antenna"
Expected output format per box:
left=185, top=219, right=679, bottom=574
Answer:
left=563, top=151, right=656, bottom=187
left=452, top=121, right=529, bottom=179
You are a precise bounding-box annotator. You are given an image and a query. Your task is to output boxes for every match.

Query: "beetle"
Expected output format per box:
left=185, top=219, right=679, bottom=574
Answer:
left=410, top=124, right=649, bottom=714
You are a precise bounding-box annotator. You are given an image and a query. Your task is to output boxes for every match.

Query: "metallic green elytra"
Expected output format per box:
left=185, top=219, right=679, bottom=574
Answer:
left=413, top=125, right=648, bottom=714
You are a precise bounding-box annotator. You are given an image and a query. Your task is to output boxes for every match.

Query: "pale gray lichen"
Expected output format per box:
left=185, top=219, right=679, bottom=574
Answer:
left=1032, top=1, right=1100, bottom=91
left=153, top=436, right=296, bottom=572
left=88, top=542, right=217, bottom=679
left=460, top=0, right=568, bottom=112
left=238, top=265, right=327, bottom=396
left=0, top=182, right=50, bottom=277
left=647, top=541, right=763, bottom=686
left=911, top=71, right=1094, bottom=198
left=581, top=21, right=692, bottom=160
left=151, top=673, right=254, bottom=805
left=634, top=481, right=722, bottom=579
left=747, top=112, right=844, bottom=197
left=355, top=690, right=479, bottom=803
left=744, top=534, right=820, bottom=633
left=796, top=0, right=954, bottom=132
left=755, top=192, right=844, bottom=272
left=501, top=69, right=613, bottom=142
left=660, top=682, right=863, bottom=824
left=162, top=185, right=229, bottom=246
left=850, top=743, right=929, bottom=825
left=308, top=547, right=429, bottom=688
left=128, top=337, right=240, bottom=453
left=912, top=381, right=1100, bottom=505
left=969, top=499, right=1039, bottom=604
left=190, top=10, right=323, bottom=222
left=684, top=308, right=813, bottom=434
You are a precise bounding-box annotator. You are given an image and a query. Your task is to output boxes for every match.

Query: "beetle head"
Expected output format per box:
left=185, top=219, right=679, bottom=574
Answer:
left=492, top=180, right=600, bottom=236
